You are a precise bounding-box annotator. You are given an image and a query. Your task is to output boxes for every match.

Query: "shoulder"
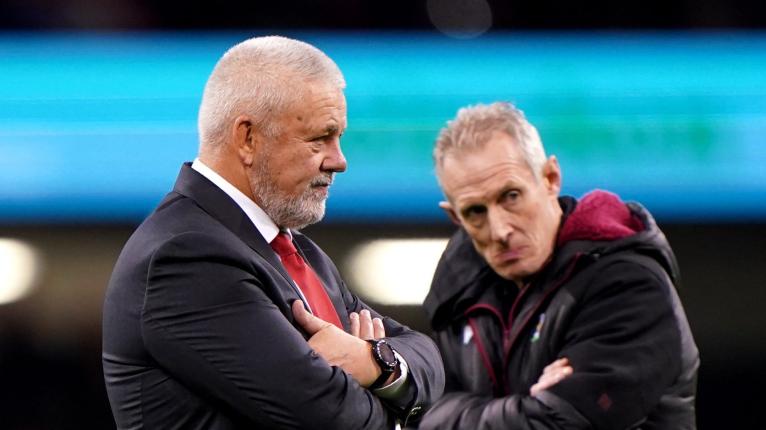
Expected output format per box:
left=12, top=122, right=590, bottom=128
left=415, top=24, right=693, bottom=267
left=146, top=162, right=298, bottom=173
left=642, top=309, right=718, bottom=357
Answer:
left=567, top=251, right=677, bottom=312
left=152, top=230, right=238, bottom=258
left=425, top=229, right=504, bottom=329
left=115, top=195, right=249, bottom=277
left=148, top=192, right=230, bottom=236
left=434, top=229, right=487, bottom=280
left=592, top=251, right=672, bottom=288
left=136, top=193, right=239, bottom=249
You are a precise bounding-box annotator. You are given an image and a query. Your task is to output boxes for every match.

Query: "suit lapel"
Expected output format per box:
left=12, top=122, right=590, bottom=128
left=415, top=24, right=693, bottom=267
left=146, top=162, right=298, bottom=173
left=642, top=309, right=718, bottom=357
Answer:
left=172, top=163, right=350, bottom=331
left=293, top=233, right=351, bottom=331
left=171, top=163, right=297, bottom=292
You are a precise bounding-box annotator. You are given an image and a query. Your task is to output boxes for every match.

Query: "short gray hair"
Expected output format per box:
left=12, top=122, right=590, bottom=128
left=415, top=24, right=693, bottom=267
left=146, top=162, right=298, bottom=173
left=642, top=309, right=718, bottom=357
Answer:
left=198, top=36, right=346, bottom=151
left=434, top=102, right=546, bottom=181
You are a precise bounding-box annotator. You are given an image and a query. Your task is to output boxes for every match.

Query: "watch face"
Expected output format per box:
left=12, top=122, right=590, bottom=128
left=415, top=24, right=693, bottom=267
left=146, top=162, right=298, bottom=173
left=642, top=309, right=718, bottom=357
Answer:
left=377, top=341, right=397, bottom=368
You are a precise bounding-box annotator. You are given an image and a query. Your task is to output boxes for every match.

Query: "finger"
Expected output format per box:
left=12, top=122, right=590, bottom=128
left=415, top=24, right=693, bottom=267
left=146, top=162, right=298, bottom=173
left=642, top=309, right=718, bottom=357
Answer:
left=538, top=366, right=572, bottom=387
left=372, top=317, right=385, bottom=339
left=359, top=309, right=374, bottom=339
left=292, top=300, right=329, bottom=335
left=543, top=357, right=568, bottom=374
left=350, top=312, right=360, bottom=338
left=530, top=377, right=552, bottom=397
left=530, top=382, right=543, bottom=397
left=545, top=366, right=572, bottom=381
left=533, top=366, right=573, bottom=396
left=543, top=361, right=572, bottom=379
left=531, top=373, right=560, bottom=396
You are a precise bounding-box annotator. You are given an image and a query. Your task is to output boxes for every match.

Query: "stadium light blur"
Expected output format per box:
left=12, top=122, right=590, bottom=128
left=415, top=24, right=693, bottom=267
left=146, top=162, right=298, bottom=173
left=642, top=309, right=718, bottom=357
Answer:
left=346, top=238, right=449, bottom=305
left=0, top=238, right=41, bottom=305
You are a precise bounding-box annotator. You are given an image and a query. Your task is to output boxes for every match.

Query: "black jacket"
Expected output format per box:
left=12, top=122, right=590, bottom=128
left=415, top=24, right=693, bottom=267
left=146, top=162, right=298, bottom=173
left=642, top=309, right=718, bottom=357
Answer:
left=103, top=163, right=444, bottom=429
left=420, top=191, right=698, bottom=430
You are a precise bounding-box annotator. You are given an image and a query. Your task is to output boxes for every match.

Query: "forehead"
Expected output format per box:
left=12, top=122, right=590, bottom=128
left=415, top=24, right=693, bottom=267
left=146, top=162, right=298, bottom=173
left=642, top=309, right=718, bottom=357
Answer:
left=284, top=81, right=347, bottom=130
left=440, top=132, right=535, bottom=203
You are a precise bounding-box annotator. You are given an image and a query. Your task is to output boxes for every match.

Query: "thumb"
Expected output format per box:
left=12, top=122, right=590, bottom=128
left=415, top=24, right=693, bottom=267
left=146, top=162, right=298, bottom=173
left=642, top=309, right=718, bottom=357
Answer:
left=292, top=300, right=330, bottom=335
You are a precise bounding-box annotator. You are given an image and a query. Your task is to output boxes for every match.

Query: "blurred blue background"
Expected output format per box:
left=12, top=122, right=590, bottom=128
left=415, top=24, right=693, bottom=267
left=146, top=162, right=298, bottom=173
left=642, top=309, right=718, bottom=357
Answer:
left=2, top=33, right=765, bottom=223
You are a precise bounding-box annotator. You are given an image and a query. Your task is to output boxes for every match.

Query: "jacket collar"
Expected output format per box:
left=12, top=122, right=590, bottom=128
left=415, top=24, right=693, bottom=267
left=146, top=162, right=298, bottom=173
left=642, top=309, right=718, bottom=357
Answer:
left=171, top=163, right=352, bottom=330
left=171, top=162, right=294, bottom=287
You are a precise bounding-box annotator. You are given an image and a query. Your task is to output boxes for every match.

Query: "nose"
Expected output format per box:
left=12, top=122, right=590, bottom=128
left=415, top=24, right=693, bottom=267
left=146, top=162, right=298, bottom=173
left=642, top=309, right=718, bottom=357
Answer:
left=321, top=138, right=347, bottom=173
left=487, top=206, right=513, bottom=244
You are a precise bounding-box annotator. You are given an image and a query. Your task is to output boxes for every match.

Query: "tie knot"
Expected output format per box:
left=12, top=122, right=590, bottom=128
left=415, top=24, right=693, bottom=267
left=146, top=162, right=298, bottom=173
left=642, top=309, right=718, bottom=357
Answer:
left=270, top=231, right=297, bottom=258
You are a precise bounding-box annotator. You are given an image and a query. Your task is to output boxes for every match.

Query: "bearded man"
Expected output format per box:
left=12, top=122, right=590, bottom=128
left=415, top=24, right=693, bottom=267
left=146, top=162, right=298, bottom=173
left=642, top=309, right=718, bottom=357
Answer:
left=102, top=36, right=443, bottom=429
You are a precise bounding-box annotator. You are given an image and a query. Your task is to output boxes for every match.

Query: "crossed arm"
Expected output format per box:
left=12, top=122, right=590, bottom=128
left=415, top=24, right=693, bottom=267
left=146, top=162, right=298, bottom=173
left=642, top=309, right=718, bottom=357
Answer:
left=419, top=261, right=683, bottom=429
left=142, top=232, right=442, bottom=429
left=292, top=300, right=398, bottom=388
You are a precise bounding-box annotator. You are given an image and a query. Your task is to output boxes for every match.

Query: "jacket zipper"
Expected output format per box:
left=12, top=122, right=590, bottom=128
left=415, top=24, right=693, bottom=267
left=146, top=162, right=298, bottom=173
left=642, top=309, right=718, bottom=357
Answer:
left=461, top=252, right=587, bottom=396
left=502, top=253, right=585, bottom=371
left=463, top=303, right=509, bottom=396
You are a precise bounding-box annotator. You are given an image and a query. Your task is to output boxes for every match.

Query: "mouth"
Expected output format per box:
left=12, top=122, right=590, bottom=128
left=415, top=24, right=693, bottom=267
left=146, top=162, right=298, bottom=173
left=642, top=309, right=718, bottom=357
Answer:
left=493, top=247, right=524, bottom=264
left=310, top=175, right=334, bottom=190
left=311, top=182, right=331, bottom=191
left=309, top=179, right=333, bottom=198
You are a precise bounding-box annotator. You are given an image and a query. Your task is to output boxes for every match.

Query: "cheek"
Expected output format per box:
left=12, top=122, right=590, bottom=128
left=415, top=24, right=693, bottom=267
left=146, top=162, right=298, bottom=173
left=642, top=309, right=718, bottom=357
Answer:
left=520, top=199, right=545, bottom=235
left=526, top=215, right=556, bottom=259
left=282, top=156, right=315, bottom=181
left=469, top=232, right=489, bottom=254
left=297, top=154, right=324, bottom=176
left=466, top=224, right=491, bottom=247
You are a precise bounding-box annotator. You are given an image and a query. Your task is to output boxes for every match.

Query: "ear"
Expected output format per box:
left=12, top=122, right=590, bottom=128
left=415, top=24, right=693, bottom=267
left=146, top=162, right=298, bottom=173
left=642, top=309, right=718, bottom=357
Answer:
left=232, top=115, right=258, bottom=167
left=439, top=201, right=462, bottom=226
left=541, top=155, right=562, bottom=196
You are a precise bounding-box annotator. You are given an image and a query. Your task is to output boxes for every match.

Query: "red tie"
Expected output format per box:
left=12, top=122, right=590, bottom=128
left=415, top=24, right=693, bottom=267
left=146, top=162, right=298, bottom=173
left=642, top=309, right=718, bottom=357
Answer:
left=270, top=231, right=343, bottom=329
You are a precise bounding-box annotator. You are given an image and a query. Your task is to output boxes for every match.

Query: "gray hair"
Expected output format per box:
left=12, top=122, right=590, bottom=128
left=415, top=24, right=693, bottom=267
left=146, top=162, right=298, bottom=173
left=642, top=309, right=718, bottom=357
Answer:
left=198, top=36, right=346, bottom=151
left=434, top=102, right=546, bottom=181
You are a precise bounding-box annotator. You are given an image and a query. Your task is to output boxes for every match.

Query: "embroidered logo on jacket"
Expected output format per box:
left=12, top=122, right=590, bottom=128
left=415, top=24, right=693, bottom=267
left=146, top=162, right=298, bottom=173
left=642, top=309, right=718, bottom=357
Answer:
left=462, top=324, right=474, bottom=344
left=531, top=313, right=545, bottom=343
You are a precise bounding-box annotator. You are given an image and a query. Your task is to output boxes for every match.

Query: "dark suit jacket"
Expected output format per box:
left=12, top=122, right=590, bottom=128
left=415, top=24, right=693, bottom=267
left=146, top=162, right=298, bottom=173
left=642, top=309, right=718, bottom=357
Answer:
left=102, top=163, right=444, bottom=429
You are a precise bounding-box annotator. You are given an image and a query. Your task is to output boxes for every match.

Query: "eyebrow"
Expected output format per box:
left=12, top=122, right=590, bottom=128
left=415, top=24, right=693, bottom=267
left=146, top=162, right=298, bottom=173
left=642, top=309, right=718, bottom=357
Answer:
left=324, top=124, right=341, bottom=135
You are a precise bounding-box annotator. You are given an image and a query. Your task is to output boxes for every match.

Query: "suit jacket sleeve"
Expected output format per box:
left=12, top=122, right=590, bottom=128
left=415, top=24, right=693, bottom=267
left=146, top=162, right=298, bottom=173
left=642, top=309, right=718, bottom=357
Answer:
left=419, top=260, right=684, bottom=430
left=141, top=231, right=397, bottom=429
left=300, top=236, right=445, bottom=424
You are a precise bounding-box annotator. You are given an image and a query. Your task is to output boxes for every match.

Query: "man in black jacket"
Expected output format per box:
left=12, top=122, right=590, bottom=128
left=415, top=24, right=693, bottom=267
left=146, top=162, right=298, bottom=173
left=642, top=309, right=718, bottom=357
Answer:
left=420, top=102, right=698, bottom=429
left=102, top=36, right=443, bottom=429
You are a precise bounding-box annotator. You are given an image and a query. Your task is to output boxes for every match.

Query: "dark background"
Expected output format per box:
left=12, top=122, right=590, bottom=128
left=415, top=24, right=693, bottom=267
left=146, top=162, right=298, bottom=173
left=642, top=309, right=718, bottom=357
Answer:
left=1, top=1, right=764, bottom=428
left=2, top=0, right=766, bottom=29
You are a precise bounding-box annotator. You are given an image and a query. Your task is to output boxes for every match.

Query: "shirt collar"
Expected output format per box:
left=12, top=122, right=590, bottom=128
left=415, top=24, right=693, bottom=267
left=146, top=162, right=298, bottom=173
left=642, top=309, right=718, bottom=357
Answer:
left=191, top=158, right=286, bottom=243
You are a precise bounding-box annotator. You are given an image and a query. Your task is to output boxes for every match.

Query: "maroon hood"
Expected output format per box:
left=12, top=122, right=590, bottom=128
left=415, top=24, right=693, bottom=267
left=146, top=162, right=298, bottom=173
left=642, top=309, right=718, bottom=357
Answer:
left=426, top=190, right=680, bottom=329
left=557, top=190, right=645, bottom=247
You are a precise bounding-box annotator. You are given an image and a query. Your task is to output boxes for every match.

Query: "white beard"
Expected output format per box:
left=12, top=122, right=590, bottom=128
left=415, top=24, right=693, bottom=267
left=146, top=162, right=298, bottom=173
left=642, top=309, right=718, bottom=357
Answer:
left=251, top=157, right=330, bottom=230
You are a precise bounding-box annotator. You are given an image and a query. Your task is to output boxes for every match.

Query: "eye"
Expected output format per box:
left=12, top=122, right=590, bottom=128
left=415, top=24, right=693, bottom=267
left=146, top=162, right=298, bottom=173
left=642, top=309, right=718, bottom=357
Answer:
left=461, top=205, right=487, bottom=225
left=501, top=189, right=521, bottom=204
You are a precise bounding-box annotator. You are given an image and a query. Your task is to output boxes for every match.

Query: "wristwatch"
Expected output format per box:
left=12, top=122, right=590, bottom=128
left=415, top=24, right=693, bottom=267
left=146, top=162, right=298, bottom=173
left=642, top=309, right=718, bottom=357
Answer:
left=366, top=339, right=399, bottom=389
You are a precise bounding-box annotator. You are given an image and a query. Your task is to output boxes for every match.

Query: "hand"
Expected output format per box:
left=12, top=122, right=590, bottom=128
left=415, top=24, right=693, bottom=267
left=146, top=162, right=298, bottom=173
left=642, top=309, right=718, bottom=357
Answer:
left=530, top=357, right=573, bottom=397
left=350, top=309, right=401, bottom=387
left=349, top=309, right=386, bottom=340
left=292, top=300, right=381, bottom=387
